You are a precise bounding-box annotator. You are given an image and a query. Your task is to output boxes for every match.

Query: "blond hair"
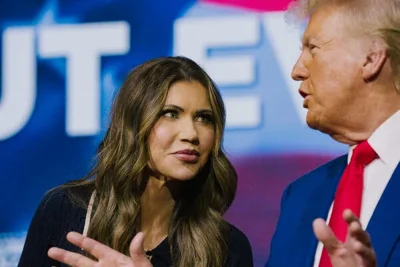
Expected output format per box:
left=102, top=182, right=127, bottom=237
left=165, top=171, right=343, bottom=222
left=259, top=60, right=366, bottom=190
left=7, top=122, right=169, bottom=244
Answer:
left=288, top=0, right=400, bottom=91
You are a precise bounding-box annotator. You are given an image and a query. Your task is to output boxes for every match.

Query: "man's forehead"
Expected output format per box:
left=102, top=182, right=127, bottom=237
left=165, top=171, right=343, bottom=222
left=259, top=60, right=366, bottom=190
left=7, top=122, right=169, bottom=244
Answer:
left=300, top=27, right=321, bottom=44
left=300, top=9, right=335, bottom=43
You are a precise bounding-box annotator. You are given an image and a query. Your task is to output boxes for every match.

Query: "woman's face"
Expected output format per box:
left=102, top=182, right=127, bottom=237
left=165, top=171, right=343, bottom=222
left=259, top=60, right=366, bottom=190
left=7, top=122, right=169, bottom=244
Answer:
left=148, top=81, right=216, bottom=181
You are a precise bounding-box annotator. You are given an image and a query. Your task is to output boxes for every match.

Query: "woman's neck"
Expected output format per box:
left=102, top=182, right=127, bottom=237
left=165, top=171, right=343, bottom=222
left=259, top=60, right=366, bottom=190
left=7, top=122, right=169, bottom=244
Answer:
left=140, top=176, right=180, bottom=251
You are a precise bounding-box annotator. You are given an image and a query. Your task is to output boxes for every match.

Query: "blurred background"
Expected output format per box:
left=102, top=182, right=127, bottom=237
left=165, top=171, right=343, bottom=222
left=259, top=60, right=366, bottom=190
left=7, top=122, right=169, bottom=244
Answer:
left=0, top=0, right=347, bottom=266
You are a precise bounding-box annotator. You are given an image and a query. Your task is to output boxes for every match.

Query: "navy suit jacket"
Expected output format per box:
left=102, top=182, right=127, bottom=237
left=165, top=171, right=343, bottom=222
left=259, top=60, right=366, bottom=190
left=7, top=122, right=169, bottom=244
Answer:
left=265, top=155, right=400, bottom=267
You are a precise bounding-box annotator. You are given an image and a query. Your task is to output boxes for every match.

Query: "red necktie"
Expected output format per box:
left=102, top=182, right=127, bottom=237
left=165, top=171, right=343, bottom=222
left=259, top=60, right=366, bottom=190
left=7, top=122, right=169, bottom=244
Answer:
left=319, top=141, right=378, bottom=267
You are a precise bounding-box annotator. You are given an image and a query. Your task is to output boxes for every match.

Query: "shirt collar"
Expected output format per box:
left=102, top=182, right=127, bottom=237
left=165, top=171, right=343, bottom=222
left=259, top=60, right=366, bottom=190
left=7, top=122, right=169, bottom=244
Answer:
left=348, top=109, right=400, bottom=170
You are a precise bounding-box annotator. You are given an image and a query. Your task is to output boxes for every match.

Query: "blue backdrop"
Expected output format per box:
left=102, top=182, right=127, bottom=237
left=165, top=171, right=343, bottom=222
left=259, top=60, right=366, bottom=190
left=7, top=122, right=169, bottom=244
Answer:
left=0, top=0, right=346, bottom=266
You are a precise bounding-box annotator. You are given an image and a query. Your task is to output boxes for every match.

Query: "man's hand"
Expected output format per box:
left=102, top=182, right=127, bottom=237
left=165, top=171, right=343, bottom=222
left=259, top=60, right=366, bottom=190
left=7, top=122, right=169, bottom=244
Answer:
left=313, top=209, right=377, bottom=267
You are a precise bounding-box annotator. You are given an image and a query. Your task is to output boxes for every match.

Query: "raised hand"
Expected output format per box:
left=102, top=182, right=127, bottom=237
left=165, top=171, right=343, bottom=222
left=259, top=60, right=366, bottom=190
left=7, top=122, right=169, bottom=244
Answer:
left=313, top=209, right=377, bottom=267
left=48, top=231, right=153, bottom=267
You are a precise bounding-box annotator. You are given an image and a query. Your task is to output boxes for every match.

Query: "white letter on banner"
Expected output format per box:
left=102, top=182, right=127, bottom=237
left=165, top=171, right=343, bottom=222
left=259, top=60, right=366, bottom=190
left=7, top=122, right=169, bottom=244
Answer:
left=38, top=21, right=130, bottom=136
left=262, top=12, right=306, bottom=124
left=174, top=15, right=261, bottom=128
left=0, top=27, right=36, bottom=140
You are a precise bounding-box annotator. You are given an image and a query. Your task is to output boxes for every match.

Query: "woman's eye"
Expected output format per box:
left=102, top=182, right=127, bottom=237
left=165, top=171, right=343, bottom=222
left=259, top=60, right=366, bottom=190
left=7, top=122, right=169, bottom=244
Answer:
left=197, top=114, right=214, bottom=124
left=162, top=109, right=179, bottom=119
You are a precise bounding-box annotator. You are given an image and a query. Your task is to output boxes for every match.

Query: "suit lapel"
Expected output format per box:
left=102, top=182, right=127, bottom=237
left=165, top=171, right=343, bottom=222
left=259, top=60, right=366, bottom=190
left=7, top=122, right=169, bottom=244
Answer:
left=289, top=155, right=347, bottom=267
left=366, top=163, right=400, bottom=267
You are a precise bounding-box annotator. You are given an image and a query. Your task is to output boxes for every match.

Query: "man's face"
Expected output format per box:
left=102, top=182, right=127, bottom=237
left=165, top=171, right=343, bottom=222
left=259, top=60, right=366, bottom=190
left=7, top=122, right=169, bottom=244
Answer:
left=291, top=6, right=371, bottom=142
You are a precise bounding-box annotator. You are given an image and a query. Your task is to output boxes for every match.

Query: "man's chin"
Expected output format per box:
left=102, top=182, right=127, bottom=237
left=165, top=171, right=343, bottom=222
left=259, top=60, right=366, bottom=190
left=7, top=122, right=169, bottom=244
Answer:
left=305, top=115, right=319, bottom=130
left=306, top=116, right=330, bottom=135
left=306, top=117, right=340, bottom=141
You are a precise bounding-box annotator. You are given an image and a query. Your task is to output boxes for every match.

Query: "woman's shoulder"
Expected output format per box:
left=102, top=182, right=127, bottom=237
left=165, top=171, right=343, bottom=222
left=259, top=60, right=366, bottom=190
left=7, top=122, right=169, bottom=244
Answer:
left=38, top=183, right=94, bottom=221
left=226, top=223, right=254, bottom=266
left=44, top=182, right=92, bottom=202
left=18, top=183, right=95, bottom=265
left=227, top=223, right=251, bottom=247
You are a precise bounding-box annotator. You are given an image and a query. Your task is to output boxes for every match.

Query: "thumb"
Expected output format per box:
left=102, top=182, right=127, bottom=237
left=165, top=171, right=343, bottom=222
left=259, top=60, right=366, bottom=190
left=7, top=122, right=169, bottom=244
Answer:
left=129, top=232, right=147, bottom=260
left=313, top=218, right=342, bottom=254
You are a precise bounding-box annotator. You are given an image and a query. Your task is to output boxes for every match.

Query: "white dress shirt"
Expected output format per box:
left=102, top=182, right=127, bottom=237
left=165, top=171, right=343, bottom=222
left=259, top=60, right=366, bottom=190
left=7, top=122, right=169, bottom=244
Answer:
left=313, top=110, right=400, bottom=267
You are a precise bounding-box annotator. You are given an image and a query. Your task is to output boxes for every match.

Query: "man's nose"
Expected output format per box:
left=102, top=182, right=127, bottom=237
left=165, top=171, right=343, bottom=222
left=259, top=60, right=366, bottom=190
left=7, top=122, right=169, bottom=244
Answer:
left=291, top=53, right=309, bottom=81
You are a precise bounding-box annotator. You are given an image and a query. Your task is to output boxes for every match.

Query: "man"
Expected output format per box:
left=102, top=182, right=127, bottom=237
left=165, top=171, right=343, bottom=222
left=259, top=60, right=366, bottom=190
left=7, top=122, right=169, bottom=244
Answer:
left=266, top=0, right=400, bottom=266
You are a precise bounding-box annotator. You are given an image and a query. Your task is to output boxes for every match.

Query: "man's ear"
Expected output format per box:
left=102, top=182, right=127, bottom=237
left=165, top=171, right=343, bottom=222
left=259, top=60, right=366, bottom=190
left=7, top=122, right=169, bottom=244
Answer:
left=362, top=39, right=388, bottom=81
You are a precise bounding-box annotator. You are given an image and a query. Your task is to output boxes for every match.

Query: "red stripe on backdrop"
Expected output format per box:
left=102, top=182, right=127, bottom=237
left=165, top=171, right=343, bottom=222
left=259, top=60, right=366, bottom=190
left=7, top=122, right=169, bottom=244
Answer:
left=201, top=0, right=294, bottom=12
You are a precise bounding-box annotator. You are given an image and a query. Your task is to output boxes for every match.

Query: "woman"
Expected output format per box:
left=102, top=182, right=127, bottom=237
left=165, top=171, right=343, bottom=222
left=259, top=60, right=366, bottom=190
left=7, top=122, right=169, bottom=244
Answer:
left=18, top=56, right=253, bottom=267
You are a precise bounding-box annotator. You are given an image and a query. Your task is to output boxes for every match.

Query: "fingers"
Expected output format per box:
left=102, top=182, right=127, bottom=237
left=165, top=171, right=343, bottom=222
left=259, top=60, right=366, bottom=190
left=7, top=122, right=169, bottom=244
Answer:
left=66, top=231, right=114, bottom=259
left=343, top=210, right=377, bottom=267
left=352, top=239, right=377, bottom=266
left=129, top=232, right=146, bottom=258
left=343, top=209, right=359, bottom=224
left=343, top=209, right=372, bottom=247
left=48, top=247, right=96, bottom=267
left=313, top=218, right=342, bottom=253
left=129, top=232, right=153, bottom=266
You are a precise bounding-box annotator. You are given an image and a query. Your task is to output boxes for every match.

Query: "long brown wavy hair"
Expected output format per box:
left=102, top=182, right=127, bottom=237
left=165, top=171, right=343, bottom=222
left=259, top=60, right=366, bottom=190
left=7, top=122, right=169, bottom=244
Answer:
left=64, top=56, right=238, bottom=267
